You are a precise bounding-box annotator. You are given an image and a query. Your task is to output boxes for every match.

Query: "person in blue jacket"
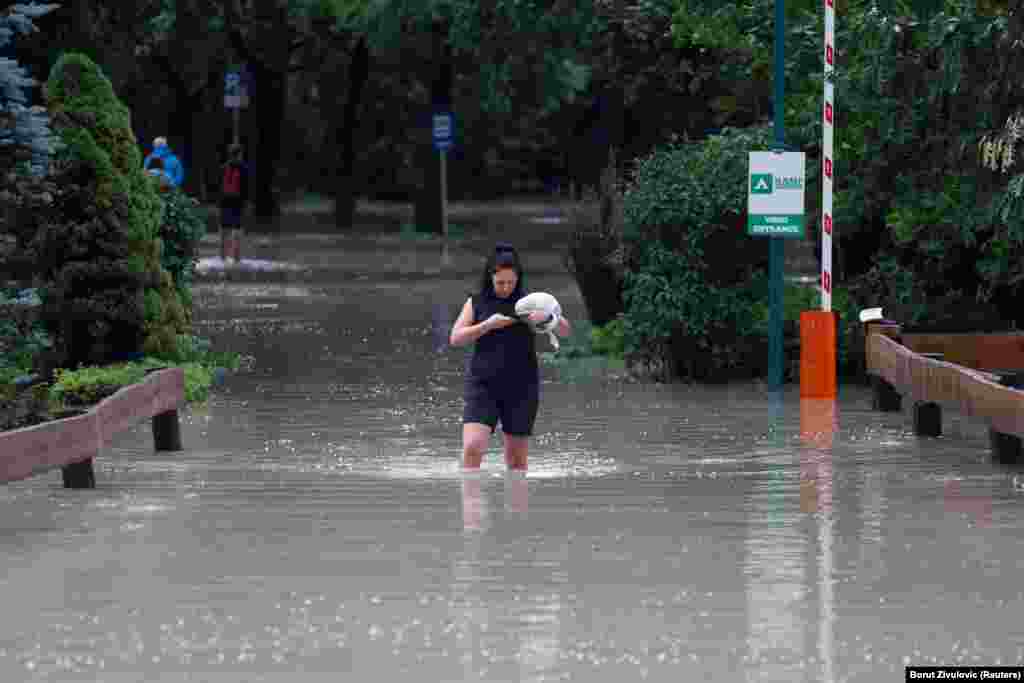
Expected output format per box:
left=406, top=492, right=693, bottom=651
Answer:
left=449, top=242, right=572, bottom=471
left=144, top=156, right=173, bottom=189
left=143, top=136, right=184, bottom=187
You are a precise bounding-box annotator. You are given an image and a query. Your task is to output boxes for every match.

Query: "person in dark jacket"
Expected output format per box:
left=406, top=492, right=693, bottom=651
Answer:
left=219, top=143, right=249, bottom=262
left=449, top=242, right=572, bottom=471
left=143, top=136, right=185, bottom=187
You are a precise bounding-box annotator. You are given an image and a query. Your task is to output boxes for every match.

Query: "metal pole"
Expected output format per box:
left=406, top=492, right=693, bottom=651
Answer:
left=769, top=0, right=786, bottom=392
left=233, top=108, right=240, bottom=146
left=440, top=148, right=451, bottom=267
left=440, top=148, right=448, bottom=237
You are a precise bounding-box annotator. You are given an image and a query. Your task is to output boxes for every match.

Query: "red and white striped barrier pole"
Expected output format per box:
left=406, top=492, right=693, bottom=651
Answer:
left=799, top=0, right=838, bottom=398
left=822, top=0, right=835, bottom=313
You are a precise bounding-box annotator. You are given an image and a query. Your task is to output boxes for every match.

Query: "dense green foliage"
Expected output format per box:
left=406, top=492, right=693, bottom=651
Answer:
left=3, top=333, right=242, bottom=431
left=590, top=316, right=625, bottom=358
left=37, top=52, right=187, bottom=366
left=621, top=126, right=773, bottom=381
left=0, top=288, right=49, bottom=379
left=156, top=187, right=206, bottom=319
left=51, top=358, right=214, bottom=405
left=6, top=0, right=1024, bottom=390
left=798, top=1, right=1023, bottom=331
left=556, top=0, right=1021, bottom=382
left=670, top=0, right=1024, bottom=334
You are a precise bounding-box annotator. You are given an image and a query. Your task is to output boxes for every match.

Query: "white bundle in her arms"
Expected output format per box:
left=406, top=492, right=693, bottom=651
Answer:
left=515, top=292, right=562, bottom=350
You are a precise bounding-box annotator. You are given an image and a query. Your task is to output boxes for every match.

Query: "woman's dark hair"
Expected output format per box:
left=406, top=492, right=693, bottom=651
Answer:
left=477, top=241, right=526, bottom=300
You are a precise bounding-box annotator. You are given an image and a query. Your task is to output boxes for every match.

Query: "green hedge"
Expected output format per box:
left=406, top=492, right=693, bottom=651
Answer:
left=621, top=126, right=775, bottom=381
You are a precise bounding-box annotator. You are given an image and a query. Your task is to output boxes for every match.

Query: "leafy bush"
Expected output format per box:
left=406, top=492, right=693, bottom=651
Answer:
left=162, top=334, right=241, bottom=371
left=49, top=361, right=156, bottom=405
left=0, top=287, right=50, bottom=374
left=3, top=331, right=241, bottom=432
left=620, top=126, right=774, bottom=381
left=47, top=332, right=243, bottom=407
left=49, top=358, right=215, bottom=405
left=157, top=188, right=206, bottom=318
left=535, top=316, right=630, bottom=382
left=590, top=316, right=625, bottom=357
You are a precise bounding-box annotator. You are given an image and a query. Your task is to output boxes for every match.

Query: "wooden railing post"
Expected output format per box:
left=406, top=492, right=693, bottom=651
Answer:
left=914, top=353, right=944, bottom=437
left=866, top=320, right=903, bottom=412
left=914, top=401, right=942, bottom=437
left=62, top=459, right=96, bottom=489
left=152, top=409, right=182, bottom=452
left=990, top=372, right=1023, bottom=464
left=872, top=376, right=902, bottom=412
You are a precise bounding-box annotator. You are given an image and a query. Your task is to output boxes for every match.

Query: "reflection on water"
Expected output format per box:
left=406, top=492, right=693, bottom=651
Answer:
left=453, top=472, right=563, bottom=682
left=2, top=234, right=1024, bottom=680
left=944, top=479, right=993, bottom=528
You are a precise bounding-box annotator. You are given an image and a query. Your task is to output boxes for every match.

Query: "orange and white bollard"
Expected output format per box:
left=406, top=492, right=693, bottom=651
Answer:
left=800, top=311, right=837, bottom=398
left=800, top=0, right=839, bottom=400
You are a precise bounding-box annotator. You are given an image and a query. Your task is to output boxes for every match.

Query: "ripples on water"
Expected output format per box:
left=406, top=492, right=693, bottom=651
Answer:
left=2, top=262, right=1024, bottom=681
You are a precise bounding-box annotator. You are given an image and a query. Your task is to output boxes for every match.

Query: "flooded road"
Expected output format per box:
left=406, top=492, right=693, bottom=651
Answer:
left=2, top=210, right=1024, bottom=681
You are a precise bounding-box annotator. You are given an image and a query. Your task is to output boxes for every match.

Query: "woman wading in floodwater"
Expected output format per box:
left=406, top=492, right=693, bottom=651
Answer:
left=449, top=242, right=571, bottom=471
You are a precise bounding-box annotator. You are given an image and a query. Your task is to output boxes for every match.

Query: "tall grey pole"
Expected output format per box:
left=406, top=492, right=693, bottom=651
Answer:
left=440, top=148, right=448, bottom=237
left=440, top=148, right=451, bottom=267
left=768, top=0, right=786, bottom=392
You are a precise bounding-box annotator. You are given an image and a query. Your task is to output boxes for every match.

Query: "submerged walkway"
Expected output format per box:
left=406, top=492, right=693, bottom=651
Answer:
left=1, top=200, right=1021, bottom=682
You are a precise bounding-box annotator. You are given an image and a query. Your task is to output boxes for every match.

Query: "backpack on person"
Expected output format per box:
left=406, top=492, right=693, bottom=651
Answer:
left=222, top=163, right=242, bottom=197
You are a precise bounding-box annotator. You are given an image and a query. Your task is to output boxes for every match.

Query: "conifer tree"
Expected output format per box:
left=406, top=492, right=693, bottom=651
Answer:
left=0, top=2, right=59, bottom=177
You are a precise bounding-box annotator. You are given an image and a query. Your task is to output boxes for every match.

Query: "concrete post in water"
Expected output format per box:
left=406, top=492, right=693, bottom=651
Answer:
left=913, top=401, right=942, bottom=437
left=62, top=459, right=95, bottom=489
left=990, top=372, right=1023, bottom=464
left=865, top=318, right=902, bottom=412
left=153, top=409, right=183, bottom=452
left=913, top=352, right=944, bottom=436
left=871, top=376, right=902, bottom=412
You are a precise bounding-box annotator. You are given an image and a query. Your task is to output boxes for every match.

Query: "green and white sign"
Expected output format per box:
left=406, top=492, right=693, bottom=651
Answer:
left=747, top=151, right=806, bottom=237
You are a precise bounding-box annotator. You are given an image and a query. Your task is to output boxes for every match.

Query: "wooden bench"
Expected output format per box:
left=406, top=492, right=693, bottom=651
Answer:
left=0, top=367, right=184, bottom=488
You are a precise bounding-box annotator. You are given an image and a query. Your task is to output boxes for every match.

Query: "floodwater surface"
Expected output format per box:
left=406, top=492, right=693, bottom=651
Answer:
left=2, top=219, right=1024, bottom=682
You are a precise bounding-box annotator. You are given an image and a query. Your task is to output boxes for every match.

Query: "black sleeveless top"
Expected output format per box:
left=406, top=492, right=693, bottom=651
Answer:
left=468, top=293, right=538, bottom=382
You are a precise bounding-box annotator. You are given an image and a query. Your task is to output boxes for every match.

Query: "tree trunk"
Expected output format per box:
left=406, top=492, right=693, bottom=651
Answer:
left=64, top=0, right=96, bottom=58
left=167, top=92, right=199, bottom=193
left=331, top=36, right=370, bottom=230
left=223, top=4, right=296, bottom=219
left=414, top=23, right=453, bottom=236
left=159, top=0, right=219, bottom=197
left=247, top=60, right=285, bottom=218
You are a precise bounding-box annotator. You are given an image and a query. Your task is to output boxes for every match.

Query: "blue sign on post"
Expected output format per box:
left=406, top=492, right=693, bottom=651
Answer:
left=433, top=113, right=453, bottom=151
left=225, top=66, right=250, bottom=109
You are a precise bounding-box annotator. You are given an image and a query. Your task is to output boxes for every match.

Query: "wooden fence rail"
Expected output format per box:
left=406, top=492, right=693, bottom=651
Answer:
left=0, top=367, right=184, bottom=488
left=866, top=326, right=1024, bottom=463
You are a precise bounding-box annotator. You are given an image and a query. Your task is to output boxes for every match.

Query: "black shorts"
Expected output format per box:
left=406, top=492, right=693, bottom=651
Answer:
left=462, top=375, right=539, bottom=437
left=221, top=204, right=243, bottom=228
